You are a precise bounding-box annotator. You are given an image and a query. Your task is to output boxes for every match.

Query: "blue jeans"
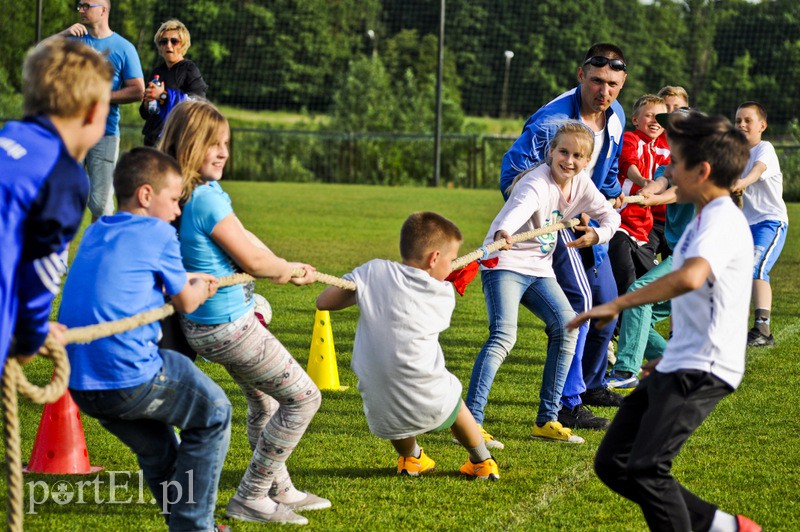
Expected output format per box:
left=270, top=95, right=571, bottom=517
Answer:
left=465, top=269, right=578, bottom=425
left=84, top=134, right=119, bottom=218
left=71, top=349, right=231, bottom=532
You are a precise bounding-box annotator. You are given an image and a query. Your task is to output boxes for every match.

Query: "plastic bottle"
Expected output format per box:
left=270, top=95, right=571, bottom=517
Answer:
left=147, top=75, right=162, bottom=115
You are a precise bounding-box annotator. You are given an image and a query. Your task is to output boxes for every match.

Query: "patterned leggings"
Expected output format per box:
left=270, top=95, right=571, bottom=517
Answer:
left=182, top=311, right=321, bottom=498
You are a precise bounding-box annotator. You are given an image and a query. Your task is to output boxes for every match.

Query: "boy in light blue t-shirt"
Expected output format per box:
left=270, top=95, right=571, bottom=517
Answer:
left=60, top=148, right=230, bottom=532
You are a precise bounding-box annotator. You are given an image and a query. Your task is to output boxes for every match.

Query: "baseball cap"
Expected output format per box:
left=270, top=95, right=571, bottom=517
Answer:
left=655, top=106, right=694, bottom=128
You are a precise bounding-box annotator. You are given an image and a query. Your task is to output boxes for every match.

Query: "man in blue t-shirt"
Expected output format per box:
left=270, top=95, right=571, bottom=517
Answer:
left=0, top=39, right=111, bottom=374
left=56, top=1, right=144, bottom=220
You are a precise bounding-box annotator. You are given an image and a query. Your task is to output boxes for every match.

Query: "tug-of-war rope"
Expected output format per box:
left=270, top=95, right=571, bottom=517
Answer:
left=2, top=195, right=641, bottom=531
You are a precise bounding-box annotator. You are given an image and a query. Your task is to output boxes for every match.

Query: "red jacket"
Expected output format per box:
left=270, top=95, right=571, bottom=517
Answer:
left=617, top=130, right=671, bottom=240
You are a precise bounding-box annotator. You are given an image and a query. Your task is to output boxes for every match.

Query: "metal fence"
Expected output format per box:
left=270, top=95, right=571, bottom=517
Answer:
left=118, top=123, right=800, bottom=200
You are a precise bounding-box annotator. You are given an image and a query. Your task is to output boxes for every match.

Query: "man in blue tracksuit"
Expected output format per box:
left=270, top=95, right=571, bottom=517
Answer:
left=499, top=43, right=628, bottom=429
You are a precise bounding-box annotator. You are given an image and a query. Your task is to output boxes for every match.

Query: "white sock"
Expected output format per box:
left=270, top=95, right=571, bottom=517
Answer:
left=709, top=510, right=737, bottom=532
left=273, top=486, right=306, bottom=504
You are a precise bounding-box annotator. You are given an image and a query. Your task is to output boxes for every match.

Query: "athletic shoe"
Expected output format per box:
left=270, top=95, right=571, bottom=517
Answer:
left=531, top=421, right=585, bottom=444
left=272, top=491, right=331, bottom=512
left=451, top=425, right=505, bottom=449
left=253, top=293, right=272, bottom=328
left=581, top=387, right=624, bottom=407
left=747, top=328, right=774, bottom=347
left=226, top=494, right=308, bottom=525
left=397, top=449, right=436, bottom=476
left=736, top=514, right=762, bottom=532
left=214, top=525, right=230, bottom=532
left=607, top=370, right=639, bottom=389
left=558, top=404, right=610, bottom=430
left=459, top=456, right=500, bottom=480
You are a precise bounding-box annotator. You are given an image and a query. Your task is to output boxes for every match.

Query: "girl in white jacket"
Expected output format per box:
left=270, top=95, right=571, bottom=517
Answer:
left=465, top=121, right=621, bottom=444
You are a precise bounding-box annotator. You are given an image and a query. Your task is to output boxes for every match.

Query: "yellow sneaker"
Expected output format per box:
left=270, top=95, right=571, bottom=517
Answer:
left=452, top=425, right=505, bottom=449
left=531, top=421, right=585, bottom=444
left=459, top=457, right=500, bottom=481
left=479, top=425, right=505, bottom=449
left=397, top=449, right=436, bottom=476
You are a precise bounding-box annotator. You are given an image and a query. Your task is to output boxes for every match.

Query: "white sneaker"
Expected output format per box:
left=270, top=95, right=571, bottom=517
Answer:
left=226, top=494, right=308, bottom=525
left=272, top=491, right=331, bottom=512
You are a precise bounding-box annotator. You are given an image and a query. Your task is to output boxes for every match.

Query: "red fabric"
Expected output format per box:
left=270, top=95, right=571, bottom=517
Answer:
left=446, top=258, right=499, bottom=296
left=618, top=130, right=671, bottom=240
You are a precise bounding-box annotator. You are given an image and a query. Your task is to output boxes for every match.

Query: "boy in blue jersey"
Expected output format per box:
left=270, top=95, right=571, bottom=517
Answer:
left=0, top=38, right=111, bottom=375
left=60, top=148, right=231, bottom=531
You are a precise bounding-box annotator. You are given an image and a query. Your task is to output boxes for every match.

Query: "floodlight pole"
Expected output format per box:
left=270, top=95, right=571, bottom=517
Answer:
left=501, top=50, right=514, bottom=118
left=433, top=0, right=445, bottom=187
left=35, top=0, right=43, bottom=43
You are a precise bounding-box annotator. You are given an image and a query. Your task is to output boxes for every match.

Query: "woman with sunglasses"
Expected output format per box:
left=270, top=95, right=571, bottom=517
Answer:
left=140, top=20, right=208, bottom=147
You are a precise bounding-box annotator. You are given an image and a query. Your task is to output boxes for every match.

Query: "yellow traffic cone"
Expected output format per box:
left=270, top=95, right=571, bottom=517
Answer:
left=307, top=310, right=348, bottom=391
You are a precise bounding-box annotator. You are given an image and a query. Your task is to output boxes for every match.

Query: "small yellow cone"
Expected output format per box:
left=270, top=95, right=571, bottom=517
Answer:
left=307, top=310, right=348, bottom=391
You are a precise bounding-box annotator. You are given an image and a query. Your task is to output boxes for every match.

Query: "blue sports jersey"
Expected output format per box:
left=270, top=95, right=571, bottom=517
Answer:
left=59, top=213, right=187, bottom=390
left=75, top=32, right=143, bottom=136
left=0, top=116, right=89, bottom=371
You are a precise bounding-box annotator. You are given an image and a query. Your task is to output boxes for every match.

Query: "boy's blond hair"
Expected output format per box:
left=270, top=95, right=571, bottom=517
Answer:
left=632, top=94, right=665, bottom=117
left=157, top=99, right=228, bottom=201
left=23, top=38, right=113, bottom=118
left=114, top=147, right=182, bottom=206
left=154, top=19, right=192, bottom=53
left=400, top=212, right=462, bottom=263
left=657, top=86, right=689, bottom=105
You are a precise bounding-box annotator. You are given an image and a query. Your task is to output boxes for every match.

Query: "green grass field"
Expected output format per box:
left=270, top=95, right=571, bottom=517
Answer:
left=4, top=182, right=799, bottom=530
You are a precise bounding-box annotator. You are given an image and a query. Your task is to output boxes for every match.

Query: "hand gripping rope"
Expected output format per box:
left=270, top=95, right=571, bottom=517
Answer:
left=2, top=194, right=642, bottom=530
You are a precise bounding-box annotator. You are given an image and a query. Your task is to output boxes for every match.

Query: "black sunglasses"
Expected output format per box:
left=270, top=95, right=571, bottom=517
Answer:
left=583, top=56, right=627, bottom=72
left=158, top=37, right=181, bottom=46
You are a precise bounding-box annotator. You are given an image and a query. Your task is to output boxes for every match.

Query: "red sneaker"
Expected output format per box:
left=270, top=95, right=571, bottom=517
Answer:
left=736, top=514, right=762, bottom=532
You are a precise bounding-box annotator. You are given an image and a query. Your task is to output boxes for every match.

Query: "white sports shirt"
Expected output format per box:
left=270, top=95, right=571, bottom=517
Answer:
left=742, top=141, right=788, bottom=225
left=345, top=260, right=463, bottom=439
left=657, top=196, right=754, bottom=389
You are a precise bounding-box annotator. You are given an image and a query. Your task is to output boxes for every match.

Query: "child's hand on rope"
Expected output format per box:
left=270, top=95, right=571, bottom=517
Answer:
left=493, top=230, right=513, bottom=250
left=566, top=215, right=599, bottom=249
left=187, top=272, right=219, bottom=299
left=289, top=263, right=318, bottom=286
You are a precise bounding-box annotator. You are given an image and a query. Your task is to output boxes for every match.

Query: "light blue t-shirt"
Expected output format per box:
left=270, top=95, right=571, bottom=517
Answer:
left=60, top=213, right=187, bottom=391
left=75, top=33, right=143, bottom=136
left=180, top=181, right=254, bottom=324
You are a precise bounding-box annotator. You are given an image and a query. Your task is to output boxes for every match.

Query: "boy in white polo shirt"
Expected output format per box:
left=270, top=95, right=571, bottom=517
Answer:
left=731, top=101, right=788, bottom=347
left=569, top=110, right=761, bottom=531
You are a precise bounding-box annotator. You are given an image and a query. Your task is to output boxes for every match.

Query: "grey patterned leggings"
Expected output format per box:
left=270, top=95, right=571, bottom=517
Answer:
left=182, top=311, right=321, bottom=498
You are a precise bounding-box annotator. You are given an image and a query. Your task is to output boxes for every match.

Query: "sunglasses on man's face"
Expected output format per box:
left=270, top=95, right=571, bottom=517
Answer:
left=158, top=38, right=181, bottom=46
left=583, top=56, right=627, bottom=72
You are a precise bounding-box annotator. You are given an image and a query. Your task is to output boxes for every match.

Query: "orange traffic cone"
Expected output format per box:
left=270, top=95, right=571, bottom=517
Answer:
left=307, top=310, right=348, bottom=391
left=24, top=390, right=103, bottom=474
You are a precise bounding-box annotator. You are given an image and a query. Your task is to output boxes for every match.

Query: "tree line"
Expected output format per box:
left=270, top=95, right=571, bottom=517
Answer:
left=1, top=0, right=799, bottom=134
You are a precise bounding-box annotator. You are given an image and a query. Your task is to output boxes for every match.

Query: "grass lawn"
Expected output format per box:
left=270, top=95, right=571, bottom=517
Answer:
left=4, top=182, right=799, bottom=530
